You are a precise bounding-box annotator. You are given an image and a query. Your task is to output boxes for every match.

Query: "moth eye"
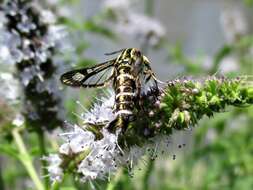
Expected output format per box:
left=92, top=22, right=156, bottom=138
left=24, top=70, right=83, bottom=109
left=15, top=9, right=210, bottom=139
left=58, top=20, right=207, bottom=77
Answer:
left=135, top=50, right=141, bottom=57
left=72, top=72, right=85, bottom=81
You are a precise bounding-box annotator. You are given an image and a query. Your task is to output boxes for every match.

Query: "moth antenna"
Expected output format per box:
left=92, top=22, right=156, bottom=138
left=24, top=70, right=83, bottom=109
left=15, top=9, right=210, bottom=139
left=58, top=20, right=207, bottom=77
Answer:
left=104, top=48, right=125, bottom=56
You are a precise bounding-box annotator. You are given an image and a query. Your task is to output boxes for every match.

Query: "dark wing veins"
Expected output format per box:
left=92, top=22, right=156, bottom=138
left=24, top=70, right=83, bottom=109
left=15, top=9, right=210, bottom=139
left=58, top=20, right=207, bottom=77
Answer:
left=60, top=59, right=116, bottom=88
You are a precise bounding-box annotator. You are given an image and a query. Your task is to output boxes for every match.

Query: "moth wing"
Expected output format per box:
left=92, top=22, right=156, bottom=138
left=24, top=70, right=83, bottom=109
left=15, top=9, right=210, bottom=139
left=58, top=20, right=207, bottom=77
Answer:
left=60, top=59, right=116, bottom=88
left=139, top=61, right=161, bottom=94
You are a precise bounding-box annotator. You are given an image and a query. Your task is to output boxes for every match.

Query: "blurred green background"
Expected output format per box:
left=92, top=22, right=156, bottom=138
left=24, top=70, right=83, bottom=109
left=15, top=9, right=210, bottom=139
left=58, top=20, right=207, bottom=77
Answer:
left=0, top=0, right=253, bottom=189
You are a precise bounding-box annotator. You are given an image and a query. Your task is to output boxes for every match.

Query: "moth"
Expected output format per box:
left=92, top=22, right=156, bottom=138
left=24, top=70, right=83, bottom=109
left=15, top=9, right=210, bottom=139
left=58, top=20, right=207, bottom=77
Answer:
left=60, top=48, right=161, bottom=132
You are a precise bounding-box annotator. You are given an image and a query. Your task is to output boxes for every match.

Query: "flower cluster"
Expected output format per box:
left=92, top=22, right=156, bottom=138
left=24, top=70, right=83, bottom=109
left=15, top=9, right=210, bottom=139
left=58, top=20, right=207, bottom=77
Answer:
left=102, top=0, right=166, bottom=47
left=46, top=76, right=253, bottom=183
left=0, top=0, right=70, bottom=131
left=220, top=5, right=248, bottom=44
left=45, top=88, right=171, bottom=182
left=218, top=5, right=249, bottom=74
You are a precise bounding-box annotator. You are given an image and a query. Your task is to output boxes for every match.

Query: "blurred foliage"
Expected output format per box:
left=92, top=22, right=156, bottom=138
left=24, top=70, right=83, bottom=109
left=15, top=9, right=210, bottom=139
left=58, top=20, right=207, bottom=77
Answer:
left=244, top=0, right=253, bottom=6
left=60, top=17, right=117, bottom=40
left=0, top=0, right=253, bottom=190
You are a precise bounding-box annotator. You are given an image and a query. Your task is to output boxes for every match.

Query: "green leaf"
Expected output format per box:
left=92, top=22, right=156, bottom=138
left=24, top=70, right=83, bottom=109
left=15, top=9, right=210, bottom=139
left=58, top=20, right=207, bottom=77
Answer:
left=59, top=18, right=117, bottom=39
left=0, top=144, right=19, bottom=159
left=76, top=58, right=97, bottom=68
left=83, top=20, right=117, bottom=40
left=211, top=45, right=232, bottom=74
left=244, top=0, right=253, bottom=6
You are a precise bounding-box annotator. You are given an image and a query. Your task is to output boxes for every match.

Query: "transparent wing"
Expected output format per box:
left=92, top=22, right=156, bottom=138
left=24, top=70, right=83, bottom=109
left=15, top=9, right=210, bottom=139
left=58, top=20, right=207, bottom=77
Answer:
left=140, top=70, right=158, bottom=94
left=140, top=61, right=163, bottom=94
left=60, top=59, right=116, bottom=88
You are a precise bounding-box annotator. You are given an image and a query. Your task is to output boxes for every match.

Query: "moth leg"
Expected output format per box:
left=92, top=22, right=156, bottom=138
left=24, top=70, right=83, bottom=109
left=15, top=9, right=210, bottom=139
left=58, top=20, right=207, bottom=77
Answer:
left=136, top=76, right=142, bottom=99
left=143, top=70, right=159, bottom=91
left=143, top=70, right=163, bottom=103
left=135, top=76, right=146, bottom=112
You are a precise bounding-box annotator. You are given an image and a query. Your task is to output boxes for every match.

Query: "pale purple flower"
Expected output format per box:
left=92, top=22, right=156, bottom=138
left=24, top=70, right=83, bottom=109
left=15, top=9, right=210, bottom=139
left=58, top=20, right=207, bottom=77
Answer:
left=81, top=90, right=116, bottom=125
left=115, top=13, right=166, bottom=46
left=220, top=6, right=248, bottom=43
left=102, top=0, right=166, bottom=46
left=0, top=72, right=20, bottom=103
left=41, top=10, right=57, bottom=24
left=43, top=154, right=63, bottom=182
left=12, top=114, right=25, bottom=127
left=219, top=56, right=239, bottom=74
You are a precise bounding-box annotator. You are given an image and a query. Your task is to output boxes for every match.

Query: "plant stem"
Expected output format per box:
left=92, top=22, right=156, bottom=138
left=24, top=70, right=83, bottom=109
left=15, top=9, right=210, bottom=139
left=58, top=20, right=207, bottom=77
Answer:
left=143, top=158, right=154, bottom=190
left=38, top=132, right=50, bottom=189
left=106, top=168, right=123, bottom=190
left=145, top=0, right=154, bottom=16
left=0, top=164, right=4, bottom=190
left=12, top=128, right=44, bottom=190
left=51, top=181, right=60, bottom=190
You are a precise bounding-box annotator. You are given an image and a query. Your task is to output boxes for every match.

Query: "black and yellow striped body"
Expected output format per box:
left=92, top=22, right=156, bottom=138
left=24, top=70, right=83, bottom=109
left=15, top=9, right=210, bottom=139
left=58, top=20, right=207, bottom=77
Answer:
left=109, top=48, right=144, bottom=132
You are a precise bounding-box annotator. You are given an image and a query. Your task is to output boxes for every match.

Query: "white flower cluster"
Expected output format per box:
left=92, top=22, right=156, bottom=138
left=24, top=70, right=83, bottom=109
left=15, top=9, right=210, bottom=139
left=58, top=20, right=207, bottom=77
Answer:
left=46, top=90, right=172, bottom=183
left=220, top=5, right=248, bottom=43
left=0, top=0, right=69, bottom=87
left=43, top=154, right=63, bottom=182
left=0, top=72, right=20, bottom=103
left=44, top=0, right=73, bottom=18
left=0, top=72, right=24, bottom=127
left=103, top=0, right=166, bottom=46
left=219, top=5, right=248, bottom=74
left=81, top=90, right=116, bottom=125
left=219, top=55, right=239, bottom=74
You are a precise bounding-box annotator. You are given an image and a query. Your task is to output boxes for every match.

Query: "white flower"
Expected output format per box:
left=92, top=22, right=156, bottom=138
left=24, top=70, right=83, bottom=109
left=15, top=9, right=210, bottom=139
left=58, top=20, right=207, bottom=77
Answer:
left=0, top=30, right=22, bottom=64
left=41, top=10, right=56, bottom=24
left=104, top=0, right=130, bottom=10
left=0, top=12, right=7, bottom=27
left=35, top=78, right=59, bottom=94
left=43, top=154, right=63, bottom=182
left=188, top=55, right=213, bottom=71
left=17, top=15, right=36, bottom=33
left=78, top=129, right=119, bottom=182
left=4, top=1, right=20, bottom=16
left=219, top=56, right=239, bottom=73
left=0, top=73, right=20, bottom=103
left=44, top=25, right=70, bottom=51
left=81, top=90, right=116, bottom=125
left=19, top=65, right=44, bottom=86
left=44, top=0, right=73, bottom=18
left=57, top=123, right=120, bottom=182
left=45, top=0, right=60, bottom=6
left=102, top=0, right=166, bottom=46
left=103, top=0, right=130, bottom=17
left=59, top=125, right=95, bottom=155
left=115, top=13, right=166, bottom=46
left=12, top=114, right=25, bottom=127
left=220, top=6, right=248, bottom=43
left=0, top=46, right=12, bottom=64
left=201, top=55, right=213, bottom=71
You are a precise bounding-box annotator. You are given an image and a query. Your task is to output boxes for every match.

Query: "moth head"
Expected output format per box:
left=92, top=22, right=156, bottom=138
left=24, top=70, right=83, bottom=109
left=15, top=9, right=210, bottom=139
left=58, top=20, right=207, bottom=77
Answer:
left=130, top=48, right=142, bottom=61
